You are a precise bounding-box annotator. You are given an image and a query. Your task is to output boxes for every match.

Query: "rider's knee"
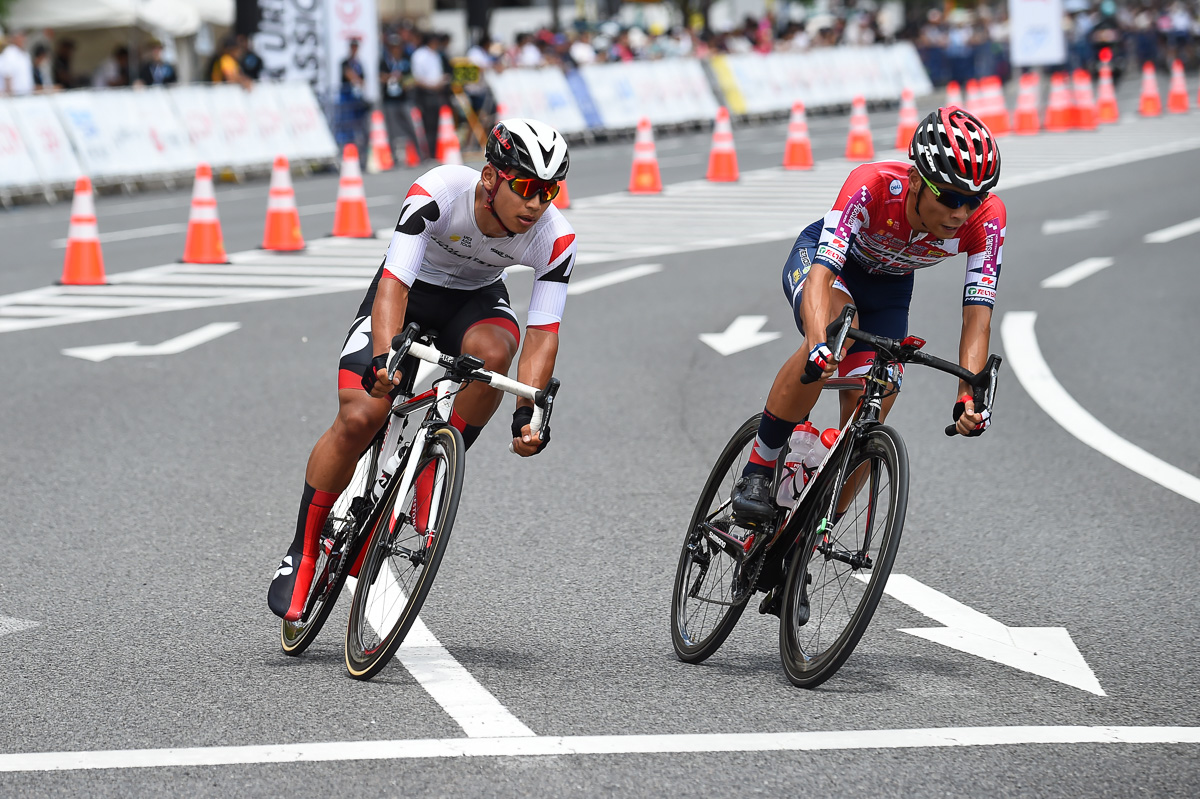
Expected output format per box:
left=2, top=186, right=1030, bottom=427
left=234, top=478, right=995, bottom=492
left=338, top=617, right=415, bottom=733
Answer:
left=335, top=396, right=387, bottom=448
left=464, top=331, right=516, bottom=372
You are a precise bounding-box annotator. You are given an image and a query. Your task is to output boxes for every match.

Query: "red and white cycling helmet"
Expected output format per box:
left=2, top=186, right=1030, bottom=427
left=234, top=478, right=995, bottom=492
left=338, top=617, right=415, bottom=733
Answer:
left=909, top=107, right=1001, bottom=195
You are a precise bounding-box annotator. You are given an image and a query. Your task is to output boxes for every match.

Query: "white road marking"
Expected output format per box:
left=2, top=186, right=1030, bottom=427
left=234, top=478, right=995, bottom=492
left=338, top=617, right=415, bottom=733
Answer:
left=343, top=575, right=533, bottom=738
left=1002, top=312, right=1200, bottom=505
left=297, top=194, right=397, bottom=216
left=9, top=117, right=1200, bottom=335
left=51, top=223, right=188, bottom=248
left=699, top=315, right=782, bottom=355
left=566, top=263, right=662, bottom=295
left=862, top=574, right=1104, bottom=695
left=1041, top=211, right=1109, bottom=235
left=62, top=322, right=242, bottom=362
left=1040, top=257, right=1115, bottom=288
left=0, top=615, right=38, bottom=639
left=1143, top=216, right=1200, bottom=243
left=3, top=726, right=1198, bottom=772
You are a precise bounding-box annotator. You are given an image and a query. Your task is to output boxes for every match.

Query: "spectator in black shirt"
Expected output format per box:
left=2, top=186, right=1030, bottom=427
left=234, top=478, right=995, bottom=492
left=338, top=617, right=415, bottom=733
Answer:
left=138, top=40, right=177, bottom=86
left=238, top=35, right=263, bottom=81
left=52, top=39, right=76, bottom=88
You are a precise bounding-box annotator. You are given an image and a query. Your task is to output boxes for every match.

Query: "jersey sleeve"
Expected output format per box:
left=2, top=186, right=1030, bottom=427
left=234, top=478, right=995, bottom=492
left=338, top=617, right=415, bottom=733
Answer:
left=382, top=170, right=454, bottom=286
left=526, top=215, right=576, bottom=328
left=960, top=196, right=1006, bottom=308
left=813, top=166, right=881, bottom=275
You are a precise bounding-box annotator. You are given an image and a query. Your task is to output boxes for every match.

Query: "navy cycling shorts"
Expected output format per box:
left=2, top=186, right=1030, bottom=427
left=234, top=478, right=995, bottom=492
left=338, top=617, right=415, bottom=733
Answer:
left=781, top=220, right=915, bottom=374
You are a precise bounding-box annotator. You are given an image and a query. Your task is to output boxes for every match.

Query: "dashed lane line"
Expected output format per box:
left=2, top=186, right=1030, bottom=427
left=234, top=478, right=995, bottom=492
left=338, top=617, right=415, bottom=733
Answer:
left=1040, top=257, right=1115, bottom=288
left=1144, top=216, right=1200, bottom=244
left=1002, top=311, right=1200, bottom=505
left=2, top=726, right=1198, bottom=773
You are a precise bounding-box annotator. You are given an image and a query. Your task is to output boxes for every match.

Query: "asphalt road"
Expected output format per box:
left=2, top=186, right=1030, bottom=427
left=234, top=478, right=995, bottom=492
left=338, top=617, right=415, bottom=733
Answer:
left=1, top=87, right=1199, bottom=796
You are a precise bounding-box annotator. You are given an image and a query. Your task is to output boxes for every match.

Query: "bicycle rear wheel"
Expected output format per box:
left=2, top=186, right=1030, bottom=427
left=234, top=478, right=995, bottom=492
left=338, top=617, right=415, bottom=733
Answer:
left=344, top=426, right=464, bottom=680
left=281, top=442, right=378, bottom=656
left=779, top=425, right=908, bottom=688
left=671, top=414, right=770, bottom=664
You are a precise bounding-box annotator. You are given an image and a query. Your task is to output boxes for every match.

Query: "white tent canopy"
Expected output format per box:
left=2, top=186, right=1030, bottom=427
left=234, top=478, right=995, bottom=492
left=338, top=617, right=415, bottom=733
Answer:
left=7, top=0, right=233, bottom=38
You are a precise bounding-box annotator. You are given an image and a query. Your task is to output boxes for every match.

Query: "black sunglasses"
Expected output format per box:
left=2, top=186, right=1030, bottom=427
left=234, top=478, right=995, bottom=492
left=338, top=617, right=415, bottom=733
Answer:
left=920, top=173, right=987, bottom=210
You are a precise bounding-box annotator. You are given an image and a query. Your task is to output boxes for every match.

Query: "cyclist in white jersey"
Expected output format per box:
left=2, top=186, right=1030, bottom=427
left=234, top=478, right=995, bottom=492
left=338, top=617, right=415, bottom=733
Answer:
left=269, top=119, right=576, bottom=621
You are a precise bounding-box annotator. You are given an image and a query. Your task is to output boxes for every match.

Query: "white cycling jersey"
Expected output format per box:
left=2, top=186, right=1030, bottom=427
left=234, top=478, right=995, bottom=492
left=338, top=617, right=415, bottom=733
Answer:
left=381, top=164, right=577, bottom=327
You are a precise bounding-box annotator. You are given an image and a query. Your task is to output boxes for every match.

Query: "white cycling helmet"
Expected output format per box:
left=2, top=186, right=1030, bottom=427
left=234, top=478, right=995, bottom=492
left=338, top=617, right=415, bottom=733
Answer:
left=485, top=118, right=570, bottom=181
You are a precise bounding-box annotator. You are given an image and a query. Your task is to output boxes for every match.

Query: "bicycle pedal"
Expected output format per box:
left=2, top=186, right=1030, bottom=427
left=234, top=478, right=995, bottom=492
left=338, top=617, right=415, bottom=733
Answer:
left=758, top=586, right=782, bottom=617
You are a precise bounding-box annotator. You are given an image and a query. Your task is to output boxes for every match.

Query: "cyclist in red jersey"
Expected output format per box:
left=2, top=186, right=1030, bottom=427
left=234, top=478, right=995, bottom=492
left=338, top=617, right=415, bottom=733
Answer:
left=732, top=107, right=1004, bottom=526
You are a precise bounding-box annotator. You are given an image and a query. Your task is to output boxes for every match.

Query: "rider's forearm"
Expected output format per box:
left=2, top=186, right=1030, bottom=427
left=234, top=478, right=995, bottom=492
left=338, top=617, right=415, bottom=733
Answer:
left=514, top=328, right=558, bottom=408
left=799, top=266, right=836, bottom=350
left=371, top=278, right=411, bottom=358
left=957, top=305, right=992, bottom=396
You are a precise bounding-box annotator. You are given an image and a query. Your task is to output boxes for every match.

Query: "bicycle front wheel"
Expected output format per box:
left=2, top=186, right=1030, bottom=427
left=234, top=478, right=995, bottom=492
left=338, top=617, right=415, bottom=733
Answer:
left=344, top=426, right=464, bottom=680
left=671, top=414, right=767, bottom=664
left=779, top=425, right=908, bottom=689
left=281, top=442, right=379, bottom=656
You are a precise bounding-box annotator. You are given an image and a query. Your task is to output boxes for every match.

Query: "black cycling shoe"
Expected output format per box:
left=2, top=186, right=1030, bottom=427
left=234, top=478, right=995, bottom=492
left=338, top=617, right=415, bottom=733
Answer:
left=731, top=473, right=775, bottom=527
left=758, top=585, right=783, bottom=617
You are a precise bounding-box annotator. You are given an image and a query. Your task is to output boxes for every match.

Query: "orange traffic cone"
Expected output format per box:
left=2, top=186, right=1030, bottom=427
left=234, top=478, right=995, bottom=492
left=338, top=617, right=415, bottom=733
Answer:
left=1013, top=73, right=1041, bottom=134
left=1072, top=69, right=1098, bottom=130
left=980, top=76, right=1010, bottom=135
left=945, top=81, right=964, bottom=109
left=1097, top=63, right=1120, bottom=123
left=435, top=106, right=462, bottom=165
left=552, top=180, right=570, bottom=209
left=1139, top=62, right=1162, bottom=117
left=59, top=176, right=105, bottom=285
left=1045, top=72, right=1073, bottom=131
left=965, top=79, right=982, bottom=117
left=366, top=110, right=394, bottom=174
left=706, top=106, right=739, bottom=182
left=332, top=144, right=373, bottom=238
left=181, top=163, right=228, bottom=264
left=783, top=101, right=814, bottom=169
left=1167, top=59, right=1190, bottom=113
left=262, top=155, right=304, bottom=251
left=628, top=117, right=662, bottom=194
left=404, top=140, right=420, bottom=168
left=844, top=96, right=874, bottom=161
left=410, top=106, right=430, bottom=161
left=893, top=89, right=919, bottom=150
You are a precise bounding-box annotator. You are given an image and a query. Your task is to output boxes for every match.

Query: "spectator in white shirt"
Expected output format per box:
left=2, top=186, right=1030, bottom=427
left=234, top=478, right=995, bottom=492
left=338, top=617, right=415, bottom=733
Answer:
left=0, top=29, right=35, bottom=96
left=568, top=32, right=597, bottom=66
left=411, top=33, right=447, bottom=161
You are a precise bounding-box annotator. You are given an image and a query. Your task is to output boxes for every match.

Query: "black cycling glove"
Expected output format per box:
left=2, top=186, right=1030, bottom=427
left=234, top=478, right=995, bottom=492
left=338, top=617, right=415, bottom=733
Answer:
left=952, top=394, right=991, bottom=437
left=362, top=354, right=401, bottom=397
left=511, top=406, right=549, bottom=454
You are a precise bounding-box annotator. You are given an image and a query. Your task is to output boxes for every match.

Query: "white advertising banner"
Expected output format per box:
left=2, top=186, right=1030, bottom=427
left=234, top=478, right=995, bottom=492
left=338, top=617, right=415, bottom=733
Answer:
left=7, top=95, right=81, bottom=187
left=52, top=91, right=125, bottom=180
left=208, top=84, right=276, bottom=168
left=128, top=88, right=200, bottom=176
left=170, top=85, right=232, bottom=169
left=484, top=68, right=589, bottom=135
left=1009, top=0, right=1067, bottom=67
left=324, top=0, right=380, bottom=105
left=0, top=100, right=43, bottom=190
left=578, top=60, right=720, bottom=129
left=269, top=82, right=339, bottom=160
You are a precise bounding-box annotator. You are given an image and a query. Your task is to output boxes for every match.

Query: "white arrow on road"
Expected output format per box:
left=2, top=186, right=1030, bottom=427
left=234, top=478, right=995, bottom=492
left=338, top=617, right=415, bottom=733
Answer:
left=700, top=315, right=781, bottom=356
left=862, top=574, right=1105, bottom=695
left=62, top=322, right=241, bottom=362
left=1041, top=210, right=1109, bottom=235
left=0, top=615, right=38, bottom=639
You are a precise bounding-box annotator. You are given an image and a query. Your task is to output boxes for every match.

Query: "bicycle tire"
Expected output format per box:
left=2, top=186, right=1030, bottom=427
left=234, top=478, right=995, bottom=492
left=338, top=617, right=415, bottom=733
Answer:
left=671, top=414, right=768, bottom=664
left=344, top=425, right=464, bottom=680
left=779, top=425, right=908, bottom=689
left=280, top=442, right=380, bottom=656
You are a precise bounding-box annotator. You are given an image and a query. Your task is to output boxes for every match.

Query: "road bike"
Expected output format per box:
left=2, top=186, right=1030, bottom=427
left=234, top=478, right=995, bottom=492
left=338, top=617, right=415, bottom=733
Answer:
left=279, top=322, right=558, bottom=680
left=670, top=304, right=1001, bottom=688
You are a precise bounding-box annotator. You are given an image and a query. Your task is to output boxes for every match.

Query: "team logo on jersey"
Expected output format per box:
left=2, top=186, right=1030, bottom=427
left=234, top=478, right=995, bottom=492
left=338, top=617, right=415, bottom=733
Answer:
left=490, top=248, right=514, bottom=259
left=397, top=184, right=440, bottom=235
left=889, top=179, right=903, bottom=196
left=540, top=233, right=576, bottom=284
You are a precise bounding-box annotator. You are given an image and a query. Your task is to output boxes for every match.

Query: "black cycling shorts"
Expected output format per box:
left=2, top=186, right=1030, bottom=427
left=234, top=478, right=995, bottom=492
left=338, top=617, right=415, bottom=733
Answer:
left=337, top=278, right=520, bottom=390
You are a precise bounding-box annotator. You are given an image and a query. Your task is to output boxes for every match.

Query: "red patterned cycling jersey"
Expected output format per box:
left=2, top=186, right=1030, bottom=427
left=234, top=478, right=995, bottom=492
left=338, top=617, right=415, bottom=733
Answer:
left=812, top=161, right=1006, bottom=308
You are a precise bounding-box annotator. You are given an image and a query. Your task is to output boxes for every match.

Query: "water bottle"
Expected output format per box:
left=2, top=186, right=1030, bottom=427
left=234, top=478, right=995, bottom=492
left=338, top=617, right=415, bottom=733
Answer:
left=802, top=428, right=841, bottom=480
left=776, top=421, right=819, bottom=507
left=372, top=448, right=401, bottom=503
